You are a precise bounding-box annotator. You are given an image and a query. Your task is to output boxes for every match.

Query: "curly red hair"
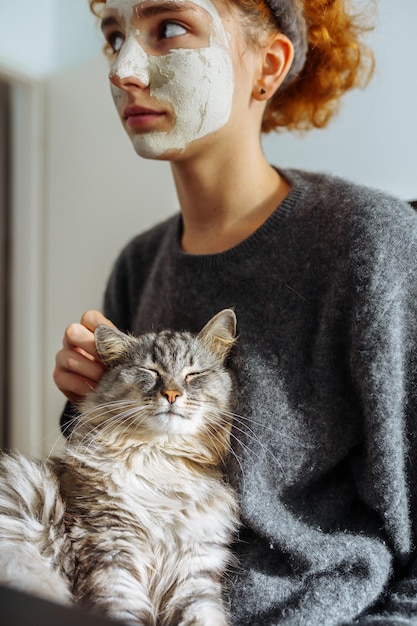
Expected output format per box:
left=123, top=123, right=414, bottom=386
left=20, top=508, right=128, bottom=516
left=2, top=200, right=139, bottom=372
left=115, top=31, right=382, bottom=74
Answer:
left=89, top=0, right=375, bottom=132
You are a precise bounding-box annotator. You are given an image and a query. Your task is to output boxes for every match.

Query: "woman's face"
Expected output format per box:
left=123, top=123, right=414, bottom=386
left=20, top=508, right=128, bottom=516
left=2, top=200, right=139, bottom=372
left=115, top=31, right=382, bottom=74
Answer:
left=102, top=0, right=244, bottom=159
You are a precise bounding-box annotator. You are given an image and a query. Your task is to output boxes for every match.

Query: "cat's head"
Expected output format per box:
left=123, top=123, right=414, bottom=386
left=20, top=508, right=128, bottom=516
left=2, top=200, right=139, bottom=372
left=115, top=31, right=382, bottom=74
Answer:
left=78, top=310, right=237, bottom=457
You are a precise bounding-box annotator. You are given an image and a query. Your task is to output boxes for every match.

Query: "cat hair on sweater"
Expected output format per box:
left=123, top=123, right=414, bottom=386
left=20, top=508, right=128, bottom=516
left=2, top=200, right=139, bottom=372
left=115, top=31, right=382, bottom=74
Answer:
left=0, top=309, right=240, bottom=626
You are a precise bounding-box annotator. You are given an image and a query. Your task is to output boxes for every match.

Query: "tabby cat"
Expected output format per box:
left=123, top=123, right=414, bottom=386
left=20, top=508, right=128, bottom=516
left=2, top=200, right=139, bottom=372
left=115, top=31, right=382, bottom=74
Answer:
left=0, top=309, right=240, bottom=626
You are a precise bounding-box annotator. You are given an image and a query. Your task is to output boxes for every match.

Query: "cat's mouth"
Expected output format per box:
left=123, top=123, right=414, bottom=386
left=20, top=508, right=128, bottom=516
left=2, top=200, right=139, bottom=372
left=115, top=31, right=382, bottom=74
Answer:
left=155, top=408, right=189, bottom=421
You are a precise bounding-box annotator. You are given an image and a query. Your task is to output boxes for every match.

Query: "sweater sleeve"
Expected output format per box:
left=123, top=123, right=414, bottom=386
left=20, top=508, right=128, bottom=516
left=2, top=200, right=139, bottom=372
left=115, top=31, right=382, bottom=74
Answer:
left=345, top=210, right=417, bottom=624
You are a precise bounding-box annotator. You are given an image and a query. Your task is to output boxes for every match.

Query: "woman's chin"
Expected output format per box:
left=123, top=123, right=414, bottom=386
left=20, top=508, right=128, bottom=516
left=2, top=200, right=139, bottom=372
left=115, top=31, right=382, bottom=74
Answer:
left=130, top=133, right=188, bottom=161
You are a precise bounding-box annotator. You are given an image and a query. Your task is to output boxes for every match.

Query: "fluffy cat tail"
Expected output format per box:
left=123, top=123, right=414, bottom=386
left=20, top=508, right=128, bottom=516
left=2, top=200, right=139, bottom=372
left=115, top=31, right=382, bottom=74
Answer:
left=0, top=452, right=73, bottom=605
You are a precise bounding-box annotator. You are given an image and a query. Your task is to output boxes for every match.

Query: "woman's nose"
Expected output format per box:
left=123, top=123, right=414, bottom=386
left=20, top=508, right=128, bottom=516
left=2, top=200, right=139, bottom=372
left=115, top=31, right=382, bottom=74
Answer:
left=109, top=35, right=150, bottom=90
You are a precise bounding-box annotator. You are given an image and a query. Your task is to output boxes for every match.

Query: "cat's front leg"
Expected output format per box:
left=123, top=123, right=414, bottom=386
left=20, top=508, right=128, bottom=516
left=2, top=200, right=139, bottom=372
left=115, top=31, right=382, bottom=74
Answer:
left=177, top=603, right=230, bottom=626
left=76, top=566, right=157, bottom=626
left=161, top=575, right=230, bottom=626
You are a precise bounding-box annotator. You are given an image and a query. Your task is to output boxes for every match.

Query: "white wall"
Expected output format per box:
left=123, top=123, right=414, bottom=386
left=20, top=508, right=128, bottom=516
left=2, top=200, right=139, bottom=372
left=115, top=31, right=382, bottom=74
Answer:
left=0, top=0, right=54, bottom=77
left=1, top=0, right=417, bottom=455
left=53, top=0, right=104, bottom=72
left=0, top=0, right=102, bottom=76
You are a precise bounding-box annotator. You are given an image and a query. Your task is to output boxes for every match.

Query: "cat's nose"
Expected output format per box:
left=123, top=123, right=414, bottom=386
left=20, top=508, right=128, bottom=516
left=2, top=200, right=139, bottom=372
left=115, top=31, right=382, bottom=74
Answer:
left=162, top=389, right=182, bottom=404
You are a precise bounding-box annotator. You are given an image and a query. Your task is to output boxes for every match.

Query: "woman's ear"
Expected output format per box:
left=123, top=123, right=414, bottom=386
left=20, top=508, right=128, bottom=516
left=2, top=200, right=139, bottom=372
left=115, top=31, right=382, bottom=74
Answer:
left=253, top=34, right=295, bottom=101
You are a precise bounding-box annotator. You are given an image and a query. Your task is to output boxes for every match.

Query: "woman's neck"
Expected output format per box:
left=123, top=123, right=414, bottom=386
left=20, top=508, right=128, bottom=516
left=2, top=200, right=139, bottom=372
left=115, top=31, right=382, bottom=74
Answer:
left=171, top=143, right=290, bottom=255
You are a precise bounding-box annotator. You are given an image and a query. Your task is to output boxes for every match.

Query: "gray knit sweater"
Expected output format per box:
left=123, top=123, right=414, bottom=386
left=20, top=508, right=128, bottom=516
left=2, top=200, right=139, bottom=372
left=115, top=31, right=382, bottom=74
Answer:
left=75, top=168, right=417, bottom=624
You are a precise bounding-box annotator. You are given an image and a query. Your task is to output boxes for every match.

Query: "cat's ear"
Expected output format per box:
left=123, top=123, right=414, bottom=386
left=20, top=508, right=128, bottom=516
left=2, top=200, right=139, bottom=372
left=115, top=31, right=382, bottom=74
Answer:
left=94, top=325, right=137, bottom=366
left=199, top=309, right=237, bottom=362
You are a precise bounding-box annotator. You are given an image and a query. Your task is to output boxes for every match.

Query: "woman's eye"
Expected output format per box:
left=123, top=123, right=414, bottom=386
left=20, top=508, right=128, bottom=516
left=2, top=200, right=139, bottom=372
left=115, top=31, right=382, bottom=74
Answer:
left=160, top=21, right=187, bottom=40
left=108, top=32, right=124, bottom=53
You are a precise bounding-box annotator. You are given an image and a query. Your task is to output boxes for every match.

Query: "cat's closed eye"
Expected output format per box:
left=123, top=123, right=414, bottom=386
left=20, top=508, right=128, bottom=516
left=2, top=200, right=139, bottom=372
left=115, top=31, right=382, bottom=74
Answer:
left=136, top=367, right=160, bottom=389
left=185, top=370, right=211, bottom=385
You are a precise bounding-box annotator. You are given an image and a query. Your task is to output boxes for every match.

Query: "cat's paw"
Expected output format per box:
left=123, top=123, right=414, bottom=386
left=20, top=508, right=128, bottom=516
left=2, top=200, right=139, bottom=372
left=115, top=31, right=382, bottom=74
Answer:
left=106, top=607, right=156, bottom=626
left=177, top=606, right=229, bottom=626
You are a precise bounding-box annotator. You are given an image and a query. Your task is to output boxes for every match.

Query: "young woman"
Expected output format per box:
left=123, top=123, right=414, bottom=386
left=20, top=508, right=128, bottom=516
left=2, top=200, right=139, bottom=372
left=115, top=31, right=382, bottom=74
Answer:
left=54, top=0, right=417, bottom=623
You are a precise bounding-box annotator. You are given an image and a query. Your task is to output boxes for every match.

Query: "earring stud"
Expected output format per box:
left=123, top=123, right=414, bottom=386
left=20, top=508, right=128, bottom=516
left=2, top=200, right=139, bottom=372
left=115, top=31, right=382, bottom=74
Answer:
left=260, top=88, right=266, bottom=95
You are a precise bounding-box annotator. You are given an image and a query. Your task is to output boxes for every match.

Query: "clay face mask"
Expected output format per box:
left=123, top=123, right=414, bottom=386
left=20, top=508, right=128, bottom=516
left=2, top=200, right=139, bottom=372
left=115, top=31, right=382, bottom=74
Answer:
left=106, top=0, right=235, bottom=158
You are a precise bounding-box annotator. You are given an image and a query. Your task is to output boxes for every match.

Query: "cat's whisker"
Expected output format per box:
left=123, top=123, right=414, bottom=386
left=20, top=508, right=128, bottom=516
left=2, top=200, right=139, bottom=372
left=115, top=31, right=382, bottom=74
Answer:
left=76, top=414, right=141, bottom=466
left=77, top=399, right=141, bottom=424
left=211, top=428, right=247, bottom=484
left=72, top=399, right=145, bottom=436
left=66, top=402, right=129, bottom=444
left=72, top=404, right=153, bottom=463
left=95, top=406, right=152, bottom=448
left=195, top=400, right=310, bottom=450
left=230, top=427, right=287, bottom=481
left=201, top=408, right=287, bottom=480
left=184, top=399, right=259, bottom=458
left=200, top=404, right=298, bottom=477
left=70, top=410, right=121, bottom=456
left=200, top=414, right=249, bottom=493
left=75, top=402, right=155, bottom=457
left=200, top=418, right=228, bottom=464
left=227, top=420, right=286, bottom=478
left=69, top=408, right=129, bottom=459
left=185, top=399, right=275, bottom=460
left=43, top=404, right=115, bottom=460
left=227, top=410, right=310, bottom=450
left=45, top=416, right=81, bottom=462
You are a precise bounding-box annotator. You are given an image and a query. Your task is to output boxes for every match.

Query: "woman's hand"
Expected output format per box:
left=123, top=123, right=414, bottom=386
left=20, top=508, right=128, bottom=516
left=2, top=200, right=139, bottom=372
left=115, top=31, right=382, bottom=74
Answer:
left=53, top=310, right=116, bottom=405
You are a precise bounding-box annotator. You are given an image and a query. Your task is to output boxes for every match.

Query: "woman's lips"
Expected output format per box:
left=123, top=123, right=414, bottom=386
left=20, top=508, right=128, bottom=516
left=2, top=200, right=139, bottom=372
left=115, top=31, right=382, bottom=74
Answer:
left=123, top=105, right=165, bottom=128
